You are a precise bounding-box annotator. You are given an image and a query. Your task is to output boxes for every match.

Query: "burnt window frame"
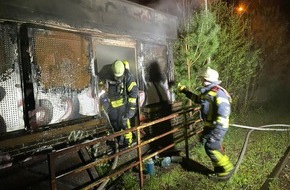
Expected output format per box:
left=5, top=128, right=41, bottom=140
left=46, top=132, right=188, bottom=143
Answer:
left=92, top=37, right=139, bottom=124
left=20, top=24, right=98, bottom=130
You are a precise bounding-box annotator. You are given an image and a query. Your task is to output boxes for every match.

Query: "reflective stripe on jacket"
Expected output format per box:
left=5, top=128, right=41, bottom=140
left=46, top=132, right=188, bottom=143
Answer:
left=108, top=70, right=138, bottom=108
left=200, top=83, right=231, bottom=128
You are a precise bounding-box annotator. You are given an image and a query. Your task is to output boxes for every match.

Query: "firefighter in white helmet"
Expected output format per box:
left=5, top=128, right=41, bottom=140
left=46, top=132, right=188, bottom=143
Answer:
left=100, top=60, right=138, bottom=148
left=178, top=67, right=234, bottom=181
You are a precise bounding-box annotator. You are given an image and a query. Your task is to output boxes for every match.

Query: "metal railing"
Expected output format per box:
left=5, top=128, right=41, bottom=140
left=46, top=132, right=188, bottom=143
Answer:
left=48, top=106, right=202, bottom=190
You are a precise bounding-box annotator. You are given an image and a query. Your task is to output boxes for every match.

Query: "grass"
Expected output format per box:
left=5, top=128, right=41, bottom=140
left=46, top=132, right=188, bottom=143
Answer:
left=119, top=108, right=290, bottom=190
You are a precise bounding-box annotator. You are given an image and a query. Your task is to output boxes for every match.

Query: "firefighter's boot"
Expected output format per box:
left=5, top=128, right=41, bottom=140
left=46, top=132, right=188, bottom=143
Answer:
left=209, top=155, right=234, bottom=181
left=123, top=131, right=133, bottom=147
left=118, top=131, right=133, bottom=149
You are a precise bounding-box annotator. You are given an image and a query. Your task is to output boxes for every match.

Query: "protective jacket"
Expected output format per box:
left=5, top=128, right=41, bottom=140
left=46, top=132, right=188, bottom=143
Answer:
left=107, top=69, right=138, bottom=115
left=181, top=82, right=231, bottom=130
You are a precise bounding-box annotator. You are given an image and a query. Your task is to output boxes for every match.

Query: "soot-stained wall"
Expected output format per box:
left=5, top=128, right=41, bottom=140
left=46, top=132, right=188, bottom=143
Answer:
left=0, top=0, right=177, bottom=133
left=0, top=0, right=177, bottom=44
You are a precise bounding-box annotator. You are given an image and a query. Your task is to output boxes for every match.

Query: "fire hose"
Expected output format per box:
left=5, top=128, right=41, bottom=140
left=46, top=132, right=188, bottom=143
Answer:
left=196, top=108, right=290, bottom=175
left=229, top=123, right=290, bottom=175
left=95, top=91, right=119, bottom=190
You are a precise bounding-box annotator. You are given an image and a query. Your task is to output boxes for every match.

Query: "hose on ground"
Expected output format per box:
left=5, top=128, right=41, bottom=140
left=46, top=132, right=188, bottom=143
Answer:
left=230, top=124, right=290, bottom=131
left=229, top=124, right=290, bottom=175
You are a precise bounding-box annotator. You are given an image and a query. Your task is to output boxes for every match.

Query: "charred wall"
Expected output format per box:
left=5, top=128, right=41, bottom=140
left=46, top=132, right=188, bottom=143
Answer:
left=0, top=0, right=177, bottom=166
left=0, top=0, right=177, bottom=44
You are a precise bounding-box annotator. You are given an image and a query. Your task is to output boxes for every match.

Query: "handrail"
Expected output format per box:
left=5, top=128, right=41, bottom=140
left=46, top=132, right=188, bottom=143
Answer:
left=48, top=107, right=202, bottom=190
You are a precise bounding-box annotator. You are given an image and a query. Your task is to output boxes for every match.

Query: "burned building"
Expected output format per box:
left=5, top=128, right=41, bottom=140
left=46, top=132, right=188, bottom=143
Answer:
left=0, top=0, right=177, bottom=188
left=0, top=0, right=177, bottom=132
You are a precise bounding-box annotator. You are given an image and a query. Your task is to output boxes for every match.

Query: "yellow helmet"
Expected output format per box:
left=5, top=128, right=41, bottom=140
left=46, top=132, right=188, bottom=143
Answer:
left=112, top=60, right=125, bottom=77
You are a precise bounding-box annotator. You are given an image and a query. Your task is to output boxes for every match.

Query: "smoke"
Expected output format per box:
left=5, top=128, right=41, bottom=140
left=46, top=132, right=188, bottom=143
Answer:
left=137, top=0, right=225, bottom=17
left=143, top=0, right=184, bottom=18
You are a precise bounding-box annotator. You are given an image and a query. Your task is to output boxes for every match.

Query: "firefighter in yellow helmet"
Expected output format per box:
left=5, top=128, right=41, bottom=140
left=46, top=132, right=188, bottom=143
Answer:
left=178, top=67, right=234, bottom=181
left=101, top=60, right=138, bottom=148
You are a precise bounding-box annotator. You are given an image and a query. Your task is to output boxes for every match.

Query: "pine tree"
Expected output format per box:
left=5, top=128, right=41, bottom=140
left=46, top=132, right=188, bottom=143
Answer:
left=210, top=1, right=260, bottom=112
left=174, top=0, right=261, bottom=112
left=174, top=9, right=220, bottom=102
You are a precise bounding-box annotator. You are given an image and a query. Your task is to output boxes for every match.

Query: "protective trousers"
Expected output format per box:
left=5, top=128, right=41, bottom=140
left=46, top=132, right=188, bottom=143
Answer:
left=108, top=104, right=132, bottom=146
left=203, top=127, right=234, bottom=176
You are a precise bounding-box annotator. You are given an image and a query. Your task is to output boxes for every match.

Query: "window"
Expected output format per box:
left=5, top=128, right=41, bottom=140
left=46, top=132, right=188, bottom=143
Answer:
left=27, top=28, right=98, bottom=128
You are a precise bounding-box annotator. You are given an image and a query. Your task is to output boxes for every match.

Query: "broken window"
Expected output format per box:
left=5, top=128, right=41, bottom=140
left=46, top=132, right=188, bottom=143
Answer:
left=27, top=28, right=98, bottom=128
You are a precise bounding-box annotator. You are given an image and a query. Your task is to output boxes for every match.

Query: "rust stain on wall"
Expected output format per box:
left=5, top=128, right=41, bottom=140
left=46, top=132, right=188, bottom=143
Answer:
left=33, top=30, right=90, bottom=90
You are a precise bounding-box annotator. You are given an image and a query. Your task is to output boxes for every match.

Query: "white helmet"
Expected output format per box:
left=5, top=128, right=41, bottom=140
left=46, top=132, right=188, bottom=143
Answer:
left=202, top=67, right=219, bottom=83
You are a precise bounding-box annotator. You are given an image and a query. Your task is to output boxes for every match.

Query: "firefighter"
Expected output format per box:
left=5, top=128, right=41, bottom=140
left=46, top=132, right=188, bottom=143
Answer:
left=178, top=67, right=234, bottom=180
left=100, top=60, right=138, bottom=148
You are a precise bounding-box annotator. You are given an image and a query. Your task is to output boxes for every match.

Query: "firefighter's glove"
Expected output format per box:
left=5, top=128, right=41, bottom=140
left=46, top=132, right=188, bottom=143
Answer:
left=178, top=83, right=187, bottom=92
left=98, top=81, right=106, bottom=90
left=123, top=60, right=130, bottom=70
